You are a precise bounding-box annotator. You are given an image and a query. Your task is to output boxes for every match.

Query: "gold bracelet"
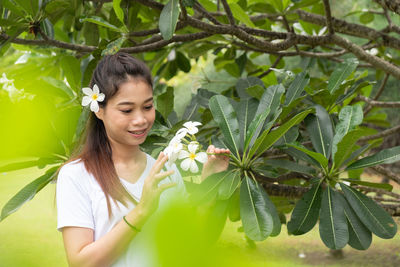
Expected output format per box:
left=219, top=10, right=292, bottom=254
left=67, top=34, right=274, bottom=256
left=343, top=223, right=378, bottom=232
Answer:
left=123, top=215, right=141, bottom=232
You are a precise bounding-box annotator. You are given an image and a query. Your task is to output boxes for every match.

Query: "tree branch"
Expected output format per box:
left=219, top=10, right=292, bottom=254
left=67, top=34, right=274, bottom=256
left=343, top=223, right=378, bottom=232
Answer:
left=358, top=124, right=400, bottom=142
left=370, top=165, right=400, bottom=185
left=356, top=95, right=400, bottom=108
left=322, top=0, right=335, bottom=34
left=220, top=0, right=236, bottom=26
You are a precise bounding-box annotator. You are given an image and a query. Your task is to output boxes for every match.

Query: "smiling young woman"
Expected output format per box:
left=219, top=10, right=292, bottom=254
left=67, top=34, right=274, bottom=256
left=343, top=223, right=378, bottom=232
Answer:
left=55, top=52, right=230, bottom=267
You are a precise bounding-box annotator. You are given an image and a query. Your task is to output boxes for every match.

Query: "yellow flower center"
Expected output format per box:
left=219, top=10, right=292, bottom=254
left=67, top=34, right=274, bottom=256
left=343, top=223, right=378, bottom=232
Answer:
left=189, top=153, right=196, bottom=160
left=92, top=94, right=98, bottom=100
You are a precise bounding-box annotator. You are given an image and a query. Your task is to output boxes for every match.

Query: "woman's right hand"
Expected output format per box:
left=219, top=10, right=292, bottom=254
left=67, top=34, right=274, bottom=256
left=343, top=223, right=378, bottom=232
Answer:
left=134, top=152, right=177, bottom=219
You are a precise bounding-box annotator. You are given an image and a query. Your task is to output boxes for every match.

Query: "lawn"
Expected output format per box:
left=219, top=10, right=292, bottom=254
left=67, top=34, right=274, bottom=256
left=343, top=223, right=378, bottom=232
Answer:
left=0, top=164, right=399, bottom=267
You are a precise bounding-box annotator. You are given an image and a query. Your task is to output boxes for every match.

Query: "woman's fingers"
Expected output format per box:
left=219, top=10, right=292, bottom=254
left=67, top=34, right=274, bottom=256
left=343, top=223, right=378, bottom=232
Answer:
left=157, top=182, right=177, bottom=194
left=149, top=152, right=168, bottom=177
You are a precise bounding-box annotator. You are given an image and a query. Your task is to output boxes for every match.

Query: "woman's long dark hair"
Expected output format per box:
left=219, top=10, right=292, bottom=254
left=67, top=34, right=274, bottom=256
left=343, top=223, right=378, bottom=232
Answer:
left=61, top=52, right=153, bottom=219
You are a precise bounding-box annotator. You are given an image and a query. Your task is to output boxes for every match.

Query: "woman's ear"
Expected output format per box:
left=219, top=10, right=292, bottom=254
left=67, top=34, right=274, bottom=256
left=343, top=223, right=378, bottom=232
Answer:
left=94, top=107, right=104, bottom=121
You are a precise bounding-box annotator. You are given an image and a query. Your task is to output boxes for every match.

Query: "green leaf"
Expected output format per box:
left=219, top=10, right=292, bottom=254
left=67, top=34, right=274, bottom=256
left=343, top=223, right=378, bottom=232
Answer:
left=156, top=87, right=174, bottom=120
left=240, top=175, right=274, bottom=241
left=341, top=179, right=393, bottom=192
left=113, top=0, right=125, bottom=24
left=80, top=16, right=123, bottom=32
left=218, top=170, right=241, bottom=200
left=60, top=55, right=82, bottom=91
left=235, top=76, right=264, bottom=99
left=1, top=166, right=59, bottom=221
left=159, top=0, right=180, bottom=40
left=244, top=107, right=271, bottom=152
left=246, top=85, right=264, bottom=100
left=327, top=58, right=358, bottom=94
left=72, top=107, right=90, bottom=145
left=237, top=98, right=258, bottom=151
left=360, top=12, right=374, bottom=24
left=305, top=105, right=333, bottom=159
left=346, top=146, right=400, bottom=170
left=229, top=3, right=256, bottom=27
left=0, top=158, right=60, bottom=172
left=334, top=129, right=365, bottom=168
left=340, top=183, right=397, bottom=239
left=332, top=105, right=363, bottom=163
left=176, top=52, right=191, bottom=73
left=256, top=84, right=284, bottom=120
left=189, top=171, right=230, bottom=205
left=209, top=95, right=241, bottom=156
left=337, top=193, right=372, bottom=250
left=319, top=186, right=349, bottom=249
left=249, top=109, right=312, bottom=159
left=284, top=71, right=309, bottom=106
left=287, top=144, right=328, bottom=169
left=41, top=76, right=76, bottom=99
left=101, top=36, right=126, bottom=56
left=287, top=182, right=323, bottom=235
left=259, top=185, right=281, bottom=237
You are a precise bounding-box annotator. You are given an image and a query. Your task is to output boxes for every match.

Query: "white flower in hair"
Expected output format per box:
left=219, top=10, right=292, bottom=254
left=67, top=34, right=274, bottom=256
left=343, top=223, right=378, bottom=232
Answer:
left=81, top=84, right=105, bottom=112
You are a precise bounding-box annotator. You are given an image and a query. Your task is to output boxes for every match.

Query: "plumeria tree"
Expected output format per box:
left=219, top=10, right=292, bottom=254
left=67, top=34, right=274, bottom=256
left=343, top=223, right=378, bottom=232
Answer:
left=1, top=0, right=400, bottom=253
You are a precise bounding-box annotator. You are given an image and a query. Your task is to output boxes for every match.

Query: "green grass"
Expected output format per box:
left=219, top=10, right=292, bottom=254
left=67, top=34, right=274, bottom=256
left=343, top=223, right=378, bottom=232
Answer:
left=0, top=165, right=399, bottom=267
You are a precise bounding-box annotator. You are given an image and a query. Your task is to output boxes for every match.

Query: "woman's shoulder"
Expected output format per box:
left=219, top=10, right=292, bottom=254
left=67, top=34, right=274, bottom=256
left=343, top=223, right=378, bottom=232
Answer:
left=57, top=158, right=91, bottom=183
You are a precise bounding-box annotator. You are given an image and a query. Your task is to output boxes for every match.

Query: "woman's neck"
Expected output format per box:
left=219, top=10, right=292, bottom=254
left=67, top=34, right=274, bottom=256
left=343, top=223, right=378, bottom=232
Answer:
left=110, top=142, right=145, bottom=166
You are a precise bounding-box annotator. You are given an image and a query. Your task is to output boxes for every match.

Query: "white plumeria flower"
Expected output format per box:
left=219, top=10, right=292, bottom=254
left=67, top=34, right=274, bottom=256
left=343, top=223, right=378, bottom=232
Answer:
left=81, top=84, right=105, bottom=112
left=164, top=136, right=183, bottom=166
left=178, top=141, right=207, bottom=173
left=175, top=128, right=188, bottom=140
left=183, top=121, right=202, bottom=135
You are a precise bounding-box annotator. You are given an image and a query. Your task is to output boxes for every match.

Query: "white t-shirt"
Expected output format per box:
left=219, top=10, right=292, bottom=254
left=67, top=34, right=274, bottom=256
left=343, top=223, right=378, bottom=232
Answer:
left=56, top=153, right=188, bottom=267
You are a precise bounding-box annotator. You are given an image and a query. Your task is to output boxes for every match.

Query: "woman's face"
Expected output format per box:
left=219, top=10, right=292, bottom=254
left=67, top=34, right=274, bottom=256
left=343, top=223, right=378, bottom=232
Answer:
left=95, top=78, right=155, bottom=148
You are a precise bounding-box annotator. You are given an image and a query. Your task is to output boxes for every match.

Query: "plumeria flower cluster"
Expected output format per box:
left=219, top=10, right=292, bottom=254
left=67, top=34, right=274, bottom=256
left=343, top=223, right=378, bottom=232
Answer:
left=163, top=121, right=207, bottom=173
left=81, top=84, right=105, bottom=112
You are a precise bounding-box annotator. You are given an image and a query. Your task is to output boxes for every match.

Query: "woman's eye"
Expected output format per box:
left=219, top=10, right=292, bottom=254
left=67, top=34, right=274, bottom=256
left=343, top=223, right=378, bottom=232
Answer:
left=121, top=110, right=132, bottom=113
left=144, top=105, right=153, bottom=110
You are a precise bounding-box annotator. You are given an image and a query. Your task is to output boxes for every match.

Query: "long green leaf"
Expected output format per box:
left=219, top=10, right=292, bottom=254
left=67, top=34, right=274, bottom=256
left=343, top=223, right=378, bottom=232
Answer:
left=41, top=76, right=76, bottom=99
left=237, top=98, right=258, bottom=151
left=341, top=178, right=393, bottom=192
left=113, top=0, right=124, bottom=24
left=235, top=76, right=264, bottom=99
left=287, top=144, right=328, bottom=169
left=244, top=107, right=270, bottom=152
left=332, top=105, right=363, bottom=163
left=287, top=181, right=323, bottom=235
left=256, top=84, right=284, bottom=120
left=337, top=193, right=372, bottom=250
left=284, top=71, right=309, bottom=106
left=159, top=0, right=180, bottom=40
left=80, top=16, right=123, bottom=32
left=346, top=146, right=400, bottom=170
left=340, top=183, right=397, bottom=239
left=319, top=186, right=349, bottom=249
left=259, top=184, right=281, bottom=237
left=60, top=55, right=82, bottom=91
left=218, top=170, right=241, bottom=200
left=209, top=95, right=241, bottom=156
left=1, top=166, right=59, bottom=221
left=327, top=58, right=358, bottom=94
left=240, top=175, right=274, bottom=241
left=0, top=158, right=59, bottom=172
left=334, top=129, right=364, bottom=168
left=249, top=109, right=312, bottom=159
left=305, top=105, right=333, bottom=159
left=189, top=171, right=230, bottom=205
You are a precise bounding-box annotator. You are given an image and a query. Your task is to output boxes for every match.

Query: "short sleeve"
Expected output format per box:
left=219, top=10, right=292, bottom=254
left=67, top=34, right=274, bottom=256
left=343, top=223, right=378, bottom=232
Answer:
left=56, top=164, right=94, bottom=232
